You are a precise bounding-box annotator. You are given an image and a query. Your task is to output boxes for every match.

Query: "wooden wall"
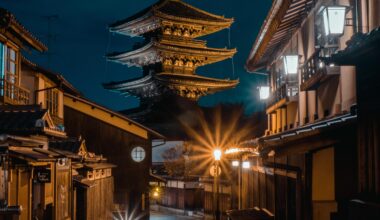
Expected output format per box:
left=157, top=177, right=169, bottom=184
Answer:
left=76, top=177, right=114, bottom=220
left=64, top=106, right=151, bottom=218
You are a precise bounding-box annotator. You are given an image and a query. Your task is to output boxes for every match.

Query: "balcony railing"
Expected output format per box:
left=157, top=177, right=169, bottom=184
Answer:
left=0, top=79, right=30, bottom=105
left=267, top=84, right=299, bottom=110
left=301, top=50, right=340, bottom=91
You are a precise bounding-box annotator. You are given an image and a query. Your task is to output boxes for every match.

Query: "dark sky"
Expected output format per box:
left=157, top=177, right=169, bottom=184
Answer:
left=0, top=0, right=271, bottom=114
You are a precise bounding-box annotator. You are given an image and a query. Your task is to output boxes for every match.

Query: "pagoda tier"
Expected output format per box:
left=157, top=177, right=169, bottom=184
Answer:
left=107, top=39, right=236, bottom=74
left=109, top=0, right=233, bottom=38
left=103, top=73, right=238, bottom=100
left=104, top=0, right=239, bottom=102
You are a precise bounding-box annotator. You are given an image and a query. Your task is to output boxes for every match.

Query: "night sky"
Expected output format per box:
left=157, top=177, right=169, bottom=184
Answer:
left=0, top=0, right=271, bottom=114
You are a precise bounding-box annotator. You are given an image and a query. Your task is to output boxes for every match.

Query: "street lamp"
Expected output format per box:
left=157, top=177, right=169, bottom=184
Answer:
left=258, top=86, right=270, bottom=100
left=242, top=161, right=250, bottom=169
left=283, top=55, right=299, bottom=75
left=321, top=6, right=347, bottom=36
left=214, top=149, right=222, bottom=161
left=213, top=148, right=222, bottom=220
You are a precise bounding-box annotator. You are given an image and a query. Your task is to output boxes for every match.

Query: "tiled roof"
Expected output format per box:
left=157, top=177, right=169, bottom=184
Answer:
left=49, top=137, right=84, bottom=154
left=110, top=0, right=232, bottom=28
left=0, top=107, right=47, bottom=135
left=0, top=8, right=47, bottom=52
left=246, top=0, right=314, bottom=72
left=329, top=27, right=380, bottom=65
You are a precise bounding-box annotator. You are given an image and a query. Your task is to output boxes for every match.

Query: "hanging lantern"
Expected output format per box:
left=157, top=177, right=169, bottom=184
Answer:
left=283, top=55, right=299, bottom=75
left=259, top=86, right=270, bottom=100
left=322, top=6, right=347, bottom=36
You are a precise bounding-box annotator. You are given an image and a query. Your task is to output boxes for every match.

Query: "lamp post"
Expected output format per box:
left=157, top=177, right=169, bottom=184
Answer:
left=213, top=149, right=222, bottom=220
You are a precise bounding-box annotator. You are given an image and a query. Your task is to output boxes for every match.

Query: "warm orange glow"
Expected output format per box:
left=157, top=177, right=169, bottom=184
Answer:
left=232, top=160, right=239, bottom=167
left=178, top=106, right=253, bottom=179
left=153, top=191, right=159, bottom=198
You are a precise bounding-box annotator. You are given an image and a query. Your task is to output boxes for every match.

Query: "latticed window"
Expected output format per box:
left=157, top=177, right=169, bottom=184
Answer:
left=6, top=47, right=17, bottom=83
left=131, top=146, right=146, bottom=162
left=45, top=82, right=59, bottom=116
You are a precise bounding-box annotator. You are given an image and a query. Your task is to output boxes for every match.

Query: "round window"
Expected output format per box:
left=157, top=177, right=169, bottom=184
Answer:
left=131, top=146, right=146, bottom=162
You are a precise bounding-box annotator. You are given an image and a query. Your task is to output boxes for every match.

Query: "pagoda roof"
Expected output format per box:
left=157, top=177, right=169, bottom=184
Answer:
left=107, top=40, right=236, bottom=67
left=103, top=72, right=238, bottom=100
left=103, top=74, right=161, bottom=98
left=109, top=0, right=233, bottom=37
left=155, top=73, right=238, bottom=90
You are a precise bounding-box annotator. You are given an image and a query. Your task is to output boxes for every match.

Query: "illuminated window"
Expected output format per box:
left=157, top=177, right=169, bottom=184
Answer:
left=131, top=146, right=145, bottom=162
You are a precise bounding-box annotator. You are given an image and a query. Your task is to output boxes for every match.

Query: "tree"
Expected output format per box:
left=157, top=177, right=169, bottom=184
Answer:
left=162, top=142, right=194, bottom=177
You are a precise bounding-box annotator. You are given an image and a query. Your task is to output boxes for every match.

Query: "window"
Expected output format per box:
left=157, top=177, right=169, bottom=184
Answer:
left=5, top=47, right=17, bottom=83
left=45, top=82, right=59, bottom=116
left=0, top=42, right=4, bottom=96
left=131, top=146, right=146, bottom=162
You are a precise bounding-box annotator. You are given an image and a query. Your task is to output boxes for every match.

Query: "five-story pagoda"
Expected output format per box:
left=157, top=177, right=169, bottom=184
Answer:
left=104, top=0, right=238, bottom=105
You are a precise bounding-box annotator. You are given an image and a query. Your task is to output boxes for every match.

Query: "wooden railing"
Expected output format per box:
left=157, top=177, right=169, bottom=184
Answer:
left=300, top=49, right=340, bottom=91
left=0, top=79, right=30, bottom=105
left=267, top=84, right=298, bottom=108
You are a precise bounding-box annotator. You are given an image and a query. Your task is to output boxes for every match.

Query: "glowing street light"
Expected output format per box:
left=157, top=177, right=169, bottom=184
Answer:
left=213, top=149, right=222, bottom=161
left=321, top=6, right=347, bottom=36
left=242, top=161, right=250, bottom=169
left=213, top=148, right=222, bottom=220
left=283, top=55, right=299, bottom=75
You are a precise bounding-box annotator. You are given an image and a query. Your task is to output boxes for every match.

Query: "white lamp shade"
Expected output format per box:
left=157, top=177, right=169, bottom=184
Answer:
left=259, top=86, right=270, bottom=100
left=322, top=6, right=346, bottom=36
left=283, top=55, right=299, bottom=75
left=242, top=161, right=250, bottom=169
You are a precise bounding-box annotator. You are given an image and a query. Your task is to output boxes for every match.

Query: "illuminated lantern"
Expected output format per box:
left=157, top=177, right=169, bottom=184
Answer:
left=259, top=86, right=270, bottom=100
left=213, top=149, right=222, bottom=161
left=322, top=6, right=347, bottom=36
left=283, top=55, right=299, bottom=75
left=242, top=161, right=250, bottom=169
left=232, top=160, right=239, bottom=167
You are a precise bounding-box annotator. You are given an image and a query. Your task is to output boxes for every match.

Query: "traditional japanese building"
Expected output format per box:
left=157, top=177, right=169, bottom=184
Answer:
left=226, top=0, right=380, bottom=220
left=103, top=0, right=238, bottom=121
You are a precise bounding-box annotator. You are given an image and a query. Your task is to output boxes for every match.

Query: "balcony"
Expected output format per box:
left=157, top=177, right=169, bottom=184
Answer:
left=300, top=50, right=340, bottom=91
left=0, top=79, right=30, bottom=105
left=267, top=84, right=298, bottom=114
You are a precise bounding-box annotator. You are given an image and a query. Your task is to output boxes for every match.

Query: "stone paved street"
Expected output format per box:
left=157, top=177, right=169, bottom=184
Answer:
left=150, top=210, right=200, bottom=220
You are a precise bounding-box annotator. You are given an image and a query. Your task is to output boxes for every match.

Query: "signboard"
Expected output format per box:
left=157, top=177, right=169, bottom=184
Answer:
left=35, top=168, right=51, bottom=183
left=209, top=165, right=221, bottom=177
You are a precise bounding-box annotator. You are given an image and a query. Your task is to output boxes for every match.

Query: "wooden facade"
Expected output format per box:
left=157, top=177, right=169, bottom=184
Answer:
left=237, top=0, right=380, bottom=220
left=63, top=94, right=163, bottom=220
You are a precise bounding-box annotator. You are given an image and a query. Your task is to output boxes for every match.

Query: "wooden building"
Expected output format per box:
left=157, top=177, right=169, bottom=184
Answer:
left=227, top=0, right=380, bottom=220
left=0, top=106, right=72, bottom=220
left=62, top=93, right=164, bottom=219
left=1, top=7, right=130, bottom=220
left=50, top=137, right=116, bottom=220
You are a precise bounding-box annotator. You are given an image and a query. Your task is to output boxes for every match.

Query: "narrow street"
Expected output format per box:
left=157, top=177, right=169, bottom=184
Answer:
left=150, top=210, right=198, bottom=220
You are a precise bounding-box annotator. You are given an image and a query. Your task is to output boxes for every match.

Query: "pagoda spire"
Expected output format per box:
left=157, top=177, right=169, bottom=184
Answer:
left=104, top=0, right=239, bottom=101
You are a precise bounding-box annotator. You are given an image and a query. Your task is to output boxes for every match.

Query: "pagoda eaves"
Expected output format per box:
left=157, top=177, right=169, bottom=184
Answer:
left=104, top=73, right=238, bottom=100
left=107, top=40, right=237, bottom=71
left=109, top=0, right=234, bottom=38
